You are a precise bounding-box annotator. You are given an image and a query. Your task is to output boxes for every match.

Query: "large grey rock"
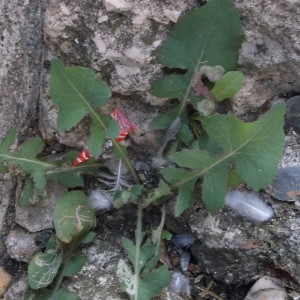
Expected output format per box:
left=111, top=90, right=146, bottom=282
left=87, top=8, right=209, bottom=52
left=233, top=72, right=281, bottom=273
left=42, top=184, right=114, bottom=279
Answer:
left=40, top=0, right=198, bottom=147
left=0, top=0, right=43, bottom=211
left=232, top=0, right=300, bottom=114
left=0, top=0, right=42, bottom=141
left=0, top=0, right=43, bottom=296
left=189, top=201, right=300, bottom=288
left=0, top=0, right=43, bottom=178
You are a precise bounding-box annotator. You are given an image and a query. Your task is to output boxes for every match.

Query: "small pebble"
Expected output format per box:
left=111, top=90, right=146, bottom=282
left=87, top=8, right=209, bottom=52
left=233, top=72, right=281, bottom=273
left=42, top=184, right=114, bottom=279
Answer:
left=245, top=276, right=288, bottom=300
left=0, top=267, right=12, bottom=297
left=271, top=166, right=300, bottom=201
left=5, top=227, right=39, bottom=262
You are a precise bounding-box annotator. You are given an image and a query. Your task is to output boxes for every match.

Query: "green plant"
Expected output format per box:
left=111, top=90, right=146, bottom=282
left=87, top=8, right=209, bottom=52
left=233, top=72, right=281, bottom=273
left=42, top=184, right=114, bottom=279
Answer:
left=0, top=0, right=286, bottom=299
left=116, top=205, right=170, bottom=300
left=0, top=129, right=104, bottom=205
left=149, top=0, right=285, bottom=216
left=24, top=191, right=96, bottom=299
left=150, top=0, right=243, bottom=128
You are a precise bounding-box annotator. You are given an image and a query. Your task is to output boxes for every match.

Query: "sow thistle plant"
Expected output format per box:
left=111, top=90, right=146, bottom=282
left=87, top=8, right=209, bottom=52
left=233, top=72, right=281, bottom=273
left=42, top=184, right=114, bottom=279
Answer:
left=0, top=0, right=286, bottom=299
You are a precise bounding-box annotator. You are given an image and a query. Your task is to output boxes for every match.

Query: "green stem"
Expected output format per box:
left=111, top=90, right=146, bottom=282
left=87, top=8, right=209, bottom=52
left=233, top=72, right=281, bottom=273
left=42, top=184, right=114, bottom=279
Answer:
left=176, top=18, right=216, bottom=119
left=0, top=153, right=54, bottom=169
left=134, top=202, right=143, bottom=300
left=172, top=130, right=258, bottom=189
left=112, top=140, right=140, bottom=184
left=152, top=203, right=166, bottom=255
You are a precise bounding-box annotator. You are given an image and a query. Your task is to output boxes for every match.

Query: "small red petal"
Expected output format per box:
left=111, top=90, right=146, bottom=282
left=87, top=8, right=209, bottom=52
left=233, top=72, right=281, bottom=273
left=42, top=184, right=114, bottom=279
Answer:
left=72, top=149, right=92, bottom=166
left=111, top=108, right=135, bottom=141
left=72, top=160, right=79, bottom=166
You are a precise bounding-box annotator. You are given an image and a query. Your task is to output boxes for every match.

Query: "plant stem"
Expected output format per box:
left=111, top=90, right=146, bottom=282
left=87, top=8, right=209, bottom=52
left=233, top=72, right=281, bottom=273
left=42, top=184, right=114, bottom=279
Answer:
left=134, top=201, right=143, bottom=300
left=152, top=203, right=166, bottom=255
left=49, top=240, right=78, bottom=299
left=112, top=140, right=140, bottom=184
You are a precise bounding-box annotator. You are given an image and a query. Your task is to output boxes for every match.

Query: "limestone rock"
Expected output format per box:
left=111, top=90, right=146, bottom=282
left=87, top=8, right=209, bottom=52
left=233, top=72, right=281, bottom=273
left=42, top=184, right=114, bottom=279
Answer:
left=104, top=0, right=131, bottom=12
left=62, top=237, right=124, bottom=299
left=0, top=0, right=43, bottom=261
left=189, top=203, right=300, bottom=287
left=0, top=1, right=43, bottom=298
left=0, top=1, right=42, bottom=140
left=232, top=0, right=300, bottom=114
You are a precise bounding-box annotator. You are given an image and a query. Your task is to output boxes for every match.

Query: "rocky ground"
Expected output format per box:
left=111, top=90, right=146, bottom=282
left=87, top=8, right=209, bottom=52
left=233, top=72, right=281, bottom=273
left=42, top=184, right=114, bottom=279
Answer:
left=1, top=0, right=300, bottom=299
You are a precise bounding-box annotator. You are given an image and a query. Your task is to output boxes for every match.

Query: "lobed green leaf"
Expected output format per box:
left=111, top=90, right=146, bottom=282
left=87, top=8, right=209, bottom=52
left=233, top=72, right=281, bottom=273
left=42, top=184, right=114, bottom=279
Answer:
left=159, top=0, right=242, bottom=71
left=78, top=231, right=97, bottom=244
left=138, top=265, right=170, bottom=300
left=19, top=180, right=47, bottom=206
left=122, top=237, right=136, bottom=266
left=175, top=180, right=197, bottom=216
left=149, top=107, right=180, bottom=130
left=150, top=75, right=189, bottom=100
left=117, top=259, right=170, bottom=300
left=0, top=128, right=16, bottom=152
left=162, top=103, right=286, bottom=213
left=50, top=59, right=111, bottom=130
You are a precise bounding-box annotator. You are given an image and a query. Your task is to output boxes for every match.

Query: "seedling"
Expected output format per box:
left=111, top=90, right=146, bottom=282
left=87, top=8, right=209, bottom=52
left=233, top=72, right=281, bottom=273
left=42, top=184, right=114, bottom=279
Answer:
left=0, top=0, right=286, bottom=299
left=24, top=191, right=96, bottom=299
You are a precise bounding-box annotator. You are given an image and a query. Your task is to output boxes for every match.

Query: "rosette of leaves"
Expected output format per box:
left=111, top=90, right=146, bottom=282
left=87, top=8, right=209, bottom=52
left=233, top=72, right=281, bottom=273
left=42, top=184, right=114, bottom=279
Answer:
left=25, top=191, right=96, bottom=299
